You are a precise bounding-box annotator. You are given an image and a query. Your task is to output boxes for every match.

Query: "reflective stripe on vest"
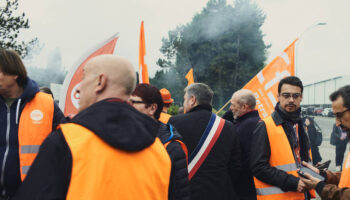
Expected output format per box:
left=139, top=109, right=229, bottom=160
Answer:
left=60, top=123, right=171, bottom=200
left=253, top=116, right=316, bottom=200
left=159, top=112, right=172, bottom=124
left=18, top=92, right=54, bottom=180
left=339, top=152, right=350, bottom=188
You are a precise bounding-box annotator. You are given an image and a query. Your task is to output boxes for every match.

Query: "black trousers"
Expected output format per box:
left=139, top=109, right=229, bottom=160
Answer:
left=335, top=140, right=348, bottom=166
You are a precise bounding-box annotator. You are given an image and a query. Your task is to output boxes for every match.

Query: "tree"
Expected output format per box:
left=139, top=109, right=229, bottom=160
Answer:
left=153, top=0, right=268, bottom=109
left=0, top=0, right=37, bottom=57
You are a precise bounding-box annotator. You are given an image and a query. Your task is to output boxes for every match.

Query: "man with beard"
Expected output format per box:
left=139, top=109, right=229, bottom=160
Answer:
left=299, top=85, right=350, bottom=200
left=250, top=76, right=316, bottom=200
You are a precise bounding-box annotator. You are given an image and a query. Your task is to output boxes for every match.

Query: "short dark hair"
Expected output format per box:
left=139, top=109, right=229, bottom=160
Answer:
left=330, top=85, right=350, bottom=110
left=40, top=87, right=54, bottom=98
left=278, top=76, right=303, bottom=94
left=132, top=84, right=163, bottom=120
left=185, top=83, right=214, bottom=105
left=0, top=49, right=27, bottom=87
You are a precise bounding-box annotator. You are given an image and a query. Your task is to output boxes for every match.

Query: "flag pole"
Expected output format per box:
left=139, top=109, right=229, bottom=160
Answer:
left=216, top=99, right=231, bottom=114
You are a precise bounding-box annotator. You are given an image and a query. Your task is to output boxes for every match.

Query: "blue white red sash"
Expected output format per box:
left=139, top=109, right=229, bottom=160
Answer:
left=188, top=113, right=225, bottom=180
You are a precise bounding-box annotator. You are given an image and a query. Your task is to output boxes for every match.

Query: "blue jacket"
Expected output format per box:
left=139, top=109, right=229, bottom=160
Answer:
left=0, top=78, right=64, bottom=197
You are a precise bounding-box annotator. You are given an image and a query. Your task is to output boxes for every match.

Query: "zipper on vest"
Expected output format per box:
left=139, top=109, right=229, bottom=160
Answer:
left=1, top=105, right=11, bottom=196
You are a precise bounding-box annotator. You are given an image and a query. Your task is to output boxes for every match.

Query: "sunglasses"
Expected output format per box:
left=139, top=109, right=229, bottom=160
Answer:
left=129, top=100, right=145, bottom=105
left=335, top=109, right=349, bottom=119
left=281, top=93, right=301, bottom=99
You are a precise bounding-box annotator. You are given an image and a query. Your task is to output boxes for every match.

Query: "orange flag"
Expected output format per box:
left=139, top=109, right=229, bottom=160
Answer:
left=185, top=68, right=194, bottom=86
left=59, top=33, right=119, bottom=116
left=139, top=21, right=149, bottom=84
left=243, top=39, right=298, bottom=119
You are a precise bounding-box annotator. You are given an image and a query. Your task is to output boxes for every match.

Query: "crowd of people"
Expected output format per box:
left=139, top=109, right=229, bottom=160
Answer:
left=0, top=48, right=350, bottom=200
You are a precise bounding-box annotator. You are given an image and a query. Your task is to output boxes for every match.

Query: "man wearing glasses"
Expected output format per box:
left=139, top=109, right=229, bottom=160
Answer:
left=250, top=76, right=316, bottom=200
left=299, top=85, right=350, bottom=200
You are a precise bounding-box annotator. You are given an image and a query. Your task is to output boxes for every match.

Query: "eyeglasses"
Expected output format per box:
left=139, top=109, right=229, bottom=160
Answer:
left=335, top=109, right=349, bottom=119
left=129, top=100, right=145, bottom=105
left=281, top=93, right=301, bottom=99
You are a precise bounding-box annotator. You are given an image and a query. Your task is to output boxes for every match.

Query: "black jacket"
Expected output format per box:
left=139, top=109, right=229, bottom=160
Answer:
left=233, top=110, right=260, bottom=200
left=14, top=99, right=162, bottom=200
left=304, top=122, right=322, bottom=164
left=250, top=110, right=311, bottom=193
left=0, top=78, right=64, bottom=197
left=157, top=123, right=190, bottom=200
left=169, top=104, right=241, bottom=200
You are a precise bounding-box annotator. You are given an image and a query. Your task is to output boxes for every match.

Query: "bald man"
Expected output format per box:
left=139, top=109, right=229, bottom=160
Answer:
left=229, top=89, right=260, bottom=200
left=14, top=55, right=172, bottom=200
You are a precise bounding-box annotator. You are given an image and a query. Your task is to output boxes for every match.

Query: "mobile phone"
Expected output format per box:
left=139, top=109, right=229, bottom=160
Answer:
left=299, top=166, right=325, bottom=181
left=316, top=160, right=331, bottom=170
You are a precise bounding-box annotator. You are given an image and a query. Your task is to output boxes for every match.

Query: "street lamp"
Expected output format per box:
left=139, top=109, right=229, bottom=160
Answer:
left=295, top=22, right=327, bottom=76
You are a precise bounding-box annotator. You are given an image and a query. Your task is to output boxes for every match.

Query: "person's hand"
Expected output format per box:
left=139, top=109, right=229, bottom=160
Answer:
left=302, top=161, right=320, bottom=174
left=297, top=180, right=308, bottom=192
left=299, top=172, right=322, bottom=189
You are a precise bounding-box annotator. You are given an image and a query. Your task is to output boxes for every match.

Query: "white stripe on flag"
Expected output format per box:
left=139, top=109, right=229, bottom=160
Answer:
left=188, top=116, right=221, bottom=172
left=280, top=52, right=290, bottom=65
left=139, top=64, right=143, bottom=83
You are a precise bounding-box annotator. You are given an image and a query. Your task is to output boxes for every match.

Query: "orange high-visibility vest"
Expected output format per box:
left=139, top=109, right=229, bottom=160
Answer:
left=159, top=112, right=171, bottom=124
left=18, top=92, right=54, bottom=180
left=339, top=152, right=350, bottom=187
left=253, top=116, right=316, bottom=200
left=60, top=123, right=171, bottom=200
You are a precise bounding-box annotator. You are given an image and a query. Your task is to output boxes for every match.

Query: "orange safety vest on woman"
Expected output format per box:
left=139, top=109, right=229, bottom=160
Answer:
left=339, top=152, right=350, bottom=187
left=60, top=123, right=171, bottom=200
left=253, top=116, right=316, bottom=200
left=159, top=112, right=172, bottom=124
left=18, top=92, right=54, bottom=180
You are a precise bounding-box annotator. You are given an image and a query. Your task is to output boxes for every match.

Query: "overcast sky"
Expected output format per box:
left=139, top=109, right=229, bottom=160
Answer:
left=18, top=0, right=350, bottom=85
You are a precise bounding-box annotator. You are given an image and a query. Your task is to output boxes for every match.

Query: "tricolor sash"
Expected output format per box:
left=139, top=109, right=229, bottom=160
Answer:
left=188, top=113, right=225, bottom=180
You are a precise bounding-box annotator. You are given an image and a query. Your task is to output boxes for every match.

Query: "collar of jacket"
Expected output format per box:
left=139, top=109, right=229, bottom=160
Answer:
left=70, top=98, right=159, bottom=152
left=236, top=110, right=259, bottom=122
left=271, top=111, right=284, bottom=126
left=187, top=104, right=212, bottom=113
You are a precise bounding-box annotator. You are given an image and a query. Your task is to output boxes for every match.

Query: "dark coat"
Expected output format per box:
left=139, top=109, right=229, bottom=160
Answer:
left=169, top=104, right=241, bottom=200
left=233, top=110, right=260, bottom=200
left=157, top=123, right=190, bottom=200
left=250, top=111, right=312, bottom=193
left=14, top=99, right=163, bottom=200
left=330, top=124, right=348, bottom=146
left=0, top=78, right=64, bottom=197
left=305, top=122, right=322, bottom=164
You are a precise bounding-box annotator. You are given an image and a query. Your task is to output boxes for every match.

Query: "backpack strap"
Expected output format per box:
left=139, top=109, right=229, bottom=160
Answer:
left=164, top=140, right=188, bottom=164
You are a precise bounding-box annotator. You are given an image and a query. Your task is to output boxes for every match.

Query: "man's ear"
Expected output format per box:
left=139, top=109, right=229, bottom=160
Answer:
left=149, top=103, right=158, bottom=116
left=190, top=95, right=196, bottom=106
left=96, top=74, right=107, bottom=93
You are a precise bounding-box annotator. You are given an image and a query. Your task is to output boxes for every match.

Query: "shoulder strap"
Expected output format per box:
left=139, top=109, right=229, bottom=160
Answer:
left=187, top=113, right=225, bottom=180
left=164, top=139, right=189, bottom=164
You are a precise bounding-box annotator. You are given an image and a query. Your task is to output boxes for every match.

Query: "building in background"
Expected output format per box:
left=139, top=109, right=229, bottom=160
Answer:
left=302, top=75, right=350, bottom=116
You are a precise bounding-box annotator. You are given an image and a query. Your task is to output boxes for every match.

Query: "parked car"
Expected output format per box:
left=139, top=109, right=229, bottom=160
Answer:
left=306, top=107, right=315, bottom=115
left=314, top=107, right=323, bottom=116
left=301, top=107, right=307, bottom=115
left=322, top=108, right=333, bottom=117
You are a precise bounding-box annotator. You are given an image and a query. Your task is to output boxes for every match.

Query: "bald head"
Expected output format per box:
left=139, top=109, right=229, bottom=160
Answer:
left=86, top=55, right=136, bottom=94
left=77, top=55, right=136, bottom=112
left=230, top=89, right=256, bottom=119
left=232, top=89, right=256, bottom=109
